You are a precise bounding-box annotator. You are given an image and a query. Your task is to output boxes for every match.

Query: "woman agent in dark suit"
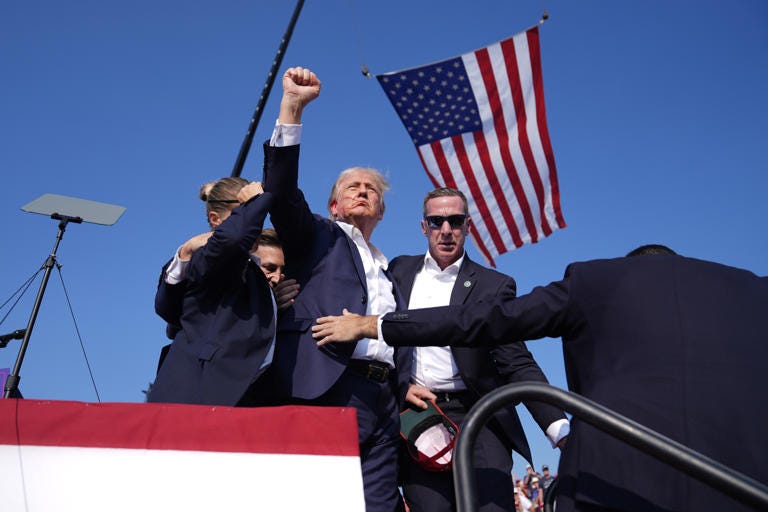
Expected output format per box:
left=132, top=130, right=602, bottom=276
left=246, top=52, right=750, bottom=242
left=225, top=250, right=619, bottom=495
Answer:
left=148, top=177, right=280, bottom=406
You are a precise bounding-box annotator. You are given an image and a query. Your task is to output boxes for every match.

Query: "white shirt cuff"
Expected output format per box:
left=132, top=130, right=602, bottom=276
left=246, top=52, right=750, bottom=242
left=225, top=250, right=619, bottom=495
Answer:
left=545, top=418, right=570, bottom=448
left=164, top=247, right=189, bottom=285
left=269, top=120, right=302, bottom=147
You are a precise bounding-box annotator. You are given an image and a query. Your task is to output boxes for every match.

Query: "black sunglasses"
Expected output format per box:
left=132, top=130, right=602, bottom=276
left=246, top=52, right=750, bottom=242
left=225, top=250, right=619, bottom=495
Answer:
left=424, top=214, right=468, bottom=229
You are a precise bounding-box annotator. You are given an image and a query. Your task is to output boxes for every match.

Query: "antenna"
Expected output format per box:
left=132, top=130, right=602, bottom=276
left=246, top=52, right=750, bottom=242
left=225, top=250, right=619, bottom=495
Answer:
left=230, top=0, right=306, bottom=177
left=3, top=194, right=125, bottom=399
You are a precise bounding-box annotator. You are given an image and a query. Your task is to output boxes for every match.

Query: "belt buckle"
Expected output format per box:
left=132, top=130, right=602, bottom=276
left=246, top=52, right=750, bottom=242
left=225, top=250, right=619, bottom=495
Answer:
left=366, top=364, right=388, bottom=382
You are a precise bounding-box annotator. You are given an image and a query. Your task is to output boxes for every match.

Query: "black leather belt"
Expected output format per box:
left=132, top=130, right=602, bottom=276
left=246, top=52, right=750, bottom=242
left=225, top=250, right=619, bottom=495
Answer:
left=431, top=389, right=471, bottom=403
left=348, top=359, right=391, bottom=383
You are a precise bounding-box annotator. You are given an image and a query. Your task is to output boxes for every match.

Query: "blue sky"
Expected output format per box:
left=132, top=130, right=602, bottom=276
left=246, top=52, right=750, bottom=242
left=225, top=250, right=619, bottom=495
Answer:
left=2, top=1, right=766, bottom=475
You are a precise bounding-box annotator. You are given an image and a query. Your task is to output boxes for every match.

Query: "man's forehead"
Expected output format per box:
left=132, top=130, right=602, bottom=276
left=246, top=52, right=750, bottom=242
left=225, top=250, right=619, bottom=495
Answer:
left=426, top=195, right=464, bottom=213
left=256, top=244, right=284, bottom=262
left=340, top=170, right=379, bottom=187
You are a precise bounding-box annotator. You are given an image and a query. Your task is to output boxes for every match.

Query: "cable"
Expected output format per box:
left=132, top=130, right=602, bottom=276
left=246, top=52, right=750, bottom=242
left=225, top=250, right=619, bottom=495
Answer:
left=0, top=270, right=43, bottom=328
left=56, top=265, right=101, bottom=402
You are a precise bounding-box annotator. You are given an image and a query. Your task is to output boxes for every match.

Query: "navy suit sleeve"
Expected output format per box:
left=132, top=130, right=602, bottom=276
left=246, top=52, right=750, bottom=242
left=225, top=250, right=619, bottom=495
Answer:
left=382, top=276, right=574, bottom=347
left=262, top=143, right=318, bottom=262
left=492, top=339, right=568, bottom=430
left=477, top=276, right=568, bottom=431
left=186, top=192, right=273, bottom=286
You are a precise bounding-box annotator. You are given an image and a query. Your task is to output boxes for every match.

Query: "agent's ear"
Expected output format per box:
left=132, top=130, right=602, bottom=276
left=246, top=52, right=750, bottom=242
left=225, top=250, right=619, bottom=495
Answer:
left=209, top=210, right=222, bottom=227
left=421, top=219, right=429, bottom=237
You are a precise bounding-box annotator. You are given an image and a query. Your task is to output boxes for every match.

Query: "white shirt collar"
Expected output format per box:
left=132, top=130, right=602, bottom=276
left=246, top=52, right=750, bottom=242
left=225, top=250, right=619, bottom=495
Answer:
left=336, top=220, right=388, bottom=267
left=423, top=250, right=464, bottom=275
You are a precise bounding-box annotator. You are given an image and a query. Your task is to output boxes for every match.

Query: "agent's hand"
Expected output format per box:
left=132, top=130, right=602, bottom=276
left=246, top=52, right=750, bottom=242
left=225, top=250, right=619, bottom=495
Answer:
left=279, top=66, right=321, bottom=124
left=405, top=384, right=437, bottom=410
left=237, top=181, right=264, bottom=203
left=178, top=232, right=213, bottom=261
left=312, top=309, right=378, bottom=346
left=274, top=278, right=300, bottom=311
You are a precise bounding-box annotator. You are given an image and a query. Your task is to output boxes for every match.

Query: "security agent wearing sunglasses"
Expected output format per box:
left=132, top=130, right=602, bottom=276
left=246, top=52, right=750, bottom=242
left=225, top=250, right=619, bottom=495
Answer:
left=369, top=187, right=570, bottom=512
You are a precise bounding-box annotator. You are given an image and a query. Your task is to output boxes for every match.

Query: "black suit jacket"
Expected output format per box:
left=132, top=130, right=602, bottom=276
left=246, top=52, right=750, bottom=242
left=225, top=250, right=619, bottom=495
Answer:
left=262, top=143, right=410, bottom=404
left=389, top=254, right=566, bottom=464
left=148, top=192, right=277, bottom=406
left=381, top=254, right=768, bottom=512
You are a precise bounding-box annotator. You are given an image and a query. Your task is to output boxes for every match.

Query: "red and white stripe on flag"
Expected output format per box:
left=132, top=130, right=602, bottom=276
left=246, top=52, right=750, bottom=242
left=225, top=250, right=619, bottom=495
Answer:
left=377, top=26, right=565, bottom=266
left=0, top=399, right=364, bottom=512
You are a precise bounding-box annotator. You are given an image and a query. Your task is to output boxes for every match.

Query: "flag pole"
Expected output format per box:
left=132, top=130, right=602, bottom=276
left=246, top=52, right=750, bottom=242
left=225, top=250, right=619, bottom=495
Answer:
left=230, top=0, right=305, bottom=177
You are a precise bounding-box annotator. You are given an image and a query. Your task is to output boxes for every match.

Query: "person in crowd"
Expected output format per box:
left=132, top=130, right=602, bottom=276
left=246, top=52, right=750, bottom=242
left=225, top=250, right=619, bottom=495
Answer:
left=148, top=178, right=279, bottom=406
left=262, top=66, right=408, bottom=512
left=513, top=481, right=519, bottom=512
left=311, top=244, right=768, bottom=512
left=515, top=479, right=532, bottom=512
left=523, top=464, right=543, bottom=496
left=540, top=465, right=555, bottom=493
left=389, top=187, right=568, bottom=512
left=529, top=478, right=543, bottom=511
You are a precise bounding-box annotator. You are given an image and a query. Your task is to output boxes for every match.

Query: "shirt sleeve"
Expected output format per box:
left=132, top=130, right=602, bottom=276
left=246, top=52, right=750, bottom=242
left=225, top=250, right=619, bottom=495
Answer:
left=164, top=247, right=189, bottom=285
left=269, top=120, right=302, bottom=147
left=545, top=418, right=570, bottom=448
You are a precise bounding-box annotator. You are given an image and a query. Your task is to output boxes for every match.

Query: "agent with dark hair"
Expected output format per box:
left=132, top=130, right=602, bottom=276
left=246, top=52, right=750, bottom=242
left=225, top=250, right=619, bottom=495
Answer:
left=389, top=187, right=568, bottom=512
left=312, top=245, right=768, bottom=512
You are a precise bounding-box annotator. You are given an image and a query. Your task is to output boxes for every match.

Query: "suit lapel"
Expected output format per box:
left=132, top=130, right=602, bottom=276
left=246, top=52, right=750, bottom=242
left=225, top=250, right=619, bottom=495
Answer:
left=341, top=227, right=369, bottom=295
left=383, top=267, right=407, bottom=310
left=450, top=256, right=477, bottom=305
left=398, top=256, right=423, bottom=306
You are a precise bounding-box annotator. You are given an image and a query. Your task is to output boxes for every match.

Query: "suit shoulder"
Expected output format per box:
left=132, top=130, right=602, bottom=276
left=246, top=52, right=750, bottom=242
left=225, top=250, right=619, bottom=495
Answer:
left=388, top=254, right=422, bottom=271
left=468, top=261, right=515, bottom=284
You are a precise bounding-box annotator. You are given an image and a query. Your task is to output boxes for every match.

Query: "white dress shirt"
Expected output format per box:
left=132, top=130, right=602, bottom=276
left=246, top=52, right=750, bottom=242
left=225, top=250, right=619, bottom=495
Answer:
left=409, top=252, right=467, bottom=392
left=407, top=251, right=569, bottom=447
left=336, top=222, right=397, bottom=368
left=270, top=120, right=396, bottom=367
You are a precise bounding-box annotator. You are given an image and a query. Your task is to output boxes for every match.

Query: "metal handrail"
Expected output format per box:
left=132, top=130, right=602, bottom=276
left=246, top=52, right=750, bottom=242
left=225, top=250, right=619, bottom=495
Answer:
left=453, top=382, right=768, bottom=512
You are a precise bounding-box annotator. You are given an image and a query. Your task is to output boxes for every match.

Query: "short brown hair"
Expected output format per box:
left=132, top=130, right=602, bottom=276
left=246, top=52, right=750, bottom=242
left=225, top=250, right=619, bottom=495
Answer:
left=258, top=228, right=282, bottom=249
left=422, top=187, right=468, bottom=217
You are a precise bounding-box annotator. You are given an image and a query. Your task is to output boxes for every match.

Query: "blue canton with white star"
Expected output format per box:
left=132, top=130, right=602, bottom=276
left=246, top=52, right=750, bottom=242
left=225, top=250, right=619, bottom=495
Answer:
left=378, top=57, right=482, bottom=146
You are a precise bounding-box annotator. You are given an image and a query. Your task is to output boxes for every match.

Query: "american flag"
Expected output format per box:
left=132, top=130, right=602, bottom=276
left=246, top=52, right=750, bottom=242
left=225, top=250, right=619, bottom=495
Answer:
left=377, top=26, right=565, bottom=265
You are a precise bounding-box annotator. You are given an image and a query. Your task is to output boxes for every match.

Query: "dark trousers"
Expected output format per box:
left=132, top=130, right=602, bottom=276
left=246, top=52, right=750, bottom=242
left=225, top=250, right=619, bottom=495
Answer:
left=294, top=369, right=405, bottom=512
left=402, top=393, right=514, bottom=512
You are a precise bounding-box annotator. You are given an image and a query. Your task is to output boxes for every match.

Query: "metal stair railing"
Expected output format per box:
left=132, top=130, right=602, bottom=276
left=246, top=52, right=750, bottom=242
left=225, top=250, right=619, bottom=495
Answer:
left=453, top=382, right=768, bottom=512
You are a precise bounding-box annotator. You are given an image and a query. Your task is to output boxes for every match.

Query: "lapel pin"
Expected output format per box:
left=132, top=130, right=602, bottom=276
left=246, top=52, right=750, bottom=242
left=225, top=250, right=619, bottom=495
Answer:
left=464, top=280, right=472, bottom=288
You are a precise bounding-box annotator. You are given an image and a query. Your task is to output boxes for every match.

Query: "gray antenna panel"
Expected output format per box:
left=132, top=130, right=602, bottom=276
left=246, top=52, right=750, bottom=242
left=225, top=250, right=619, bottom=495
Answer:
left=21, top=194, right=126, bottom=226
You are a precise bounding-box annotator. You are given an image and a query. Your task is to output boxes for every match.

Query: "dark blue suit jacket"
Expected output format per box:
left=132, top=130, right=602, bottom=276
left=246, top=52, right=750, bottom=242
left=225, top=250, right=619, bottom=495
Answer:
left=262, top=143, right=410, bottom=404
left=148, top=192, right=276, bottom=406
left=381, top=254, right=768, bottom=511
left=388, top=254, right=566, bottom=465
